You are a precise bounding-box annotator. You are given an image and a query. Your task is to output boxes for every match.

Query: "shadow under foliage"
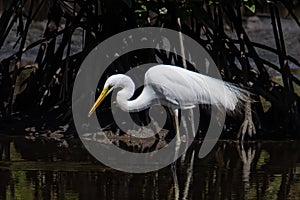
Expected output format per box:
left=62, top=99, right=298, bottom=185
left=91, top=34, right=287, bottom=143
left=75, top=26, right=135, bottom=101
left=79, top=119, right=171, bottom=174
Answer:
left=0, top=0, right=299, bottom=139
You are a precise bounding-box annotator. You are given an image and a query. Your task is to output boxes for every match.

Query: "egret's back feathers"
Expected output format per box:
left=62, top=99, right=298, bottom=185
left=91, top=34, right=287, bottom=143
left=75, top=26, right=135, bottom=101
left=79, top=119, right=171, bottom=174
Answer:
left=105, top=65, right=249, bottom=113
left=144, top=65, right=248, bottom=112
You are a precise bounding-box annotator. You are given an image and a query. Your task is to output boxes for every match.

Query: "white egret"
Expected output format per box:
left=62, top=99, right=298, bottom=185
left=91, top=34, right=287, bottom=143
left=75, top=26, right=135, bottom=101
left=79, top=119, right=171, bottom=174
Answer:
left=88, top=64, right=250, bottom=138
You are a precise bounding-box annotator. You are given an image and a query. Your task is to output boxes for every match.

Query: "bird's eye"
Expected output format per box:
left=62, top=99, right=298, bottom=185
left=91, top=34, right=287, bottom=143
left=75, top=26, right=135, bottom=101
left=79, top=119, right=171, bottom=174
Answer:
left=108, top=84, right=113, bottom=90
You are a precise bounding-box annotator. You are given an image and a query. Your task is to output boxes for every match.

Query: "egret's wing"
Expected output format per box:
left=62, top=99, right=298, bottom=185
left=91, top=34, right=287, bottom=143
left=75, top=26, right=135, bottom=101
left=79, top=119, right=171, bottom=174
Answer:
left=145, top=65, right=248, bottom=111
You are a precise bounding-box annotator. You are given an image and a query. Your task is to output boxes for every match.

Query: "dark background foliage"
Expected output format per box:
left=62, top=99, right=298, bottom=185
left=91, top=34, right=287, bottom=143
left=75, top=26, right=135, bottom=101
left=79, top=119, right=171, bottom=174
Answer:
left=0, top=0, right=299, bottom=139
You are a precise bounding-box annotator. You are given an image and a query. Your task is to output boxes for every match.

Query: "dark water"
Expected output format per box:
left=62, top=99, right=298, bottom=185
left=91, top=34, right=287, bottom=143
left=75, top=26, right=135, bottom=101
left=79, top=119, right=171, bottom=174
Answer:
left=0, top=136, right=299, bottom=200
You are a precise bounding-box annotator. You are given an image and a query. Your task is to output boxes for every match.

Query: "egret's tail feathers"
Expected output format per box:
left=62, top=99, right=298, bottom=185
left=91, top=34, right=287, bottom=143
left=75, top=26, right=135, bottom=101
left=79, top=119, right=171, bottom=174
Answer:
left=221, top=82, right=250, bottom=114
left=197, top=74, right=250, bottom=114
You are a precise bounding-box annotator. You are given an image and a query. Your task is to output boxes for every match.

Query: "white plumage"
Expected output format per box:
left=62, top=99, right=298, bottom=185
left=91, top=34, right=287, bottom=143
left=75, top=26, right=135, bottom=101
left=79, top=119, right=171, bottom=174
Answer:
left=88, top=64, right=249, bottom=139
left=89, top=64, right=248, bottom=115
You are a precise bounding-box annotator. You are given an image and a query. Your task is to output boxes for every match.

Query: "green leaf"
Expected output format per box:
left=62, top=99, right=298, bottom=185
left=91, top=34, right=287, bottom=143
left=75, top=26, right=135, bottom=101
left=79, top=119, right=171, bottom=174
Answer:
left=134, top=4, right=147, bottom=14
left=209, top=0, right=221, bottom=5
left=243, top=0, right=256, bottom=13
left=186, top=8, right=193, bottom=14
left=141, top=5, right=147, bottom=11
left=159, top=7, right=168, bottom=15
left=245, top=4, right=255, bottom=13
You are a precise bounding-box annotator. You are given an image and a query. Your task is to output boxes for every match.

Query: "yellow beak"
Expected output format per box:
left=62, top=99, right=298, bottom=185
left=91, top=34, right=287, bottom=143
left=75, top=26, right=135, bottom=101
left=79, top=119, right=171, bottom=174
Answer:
left=88, top=86, right=111, bottom=117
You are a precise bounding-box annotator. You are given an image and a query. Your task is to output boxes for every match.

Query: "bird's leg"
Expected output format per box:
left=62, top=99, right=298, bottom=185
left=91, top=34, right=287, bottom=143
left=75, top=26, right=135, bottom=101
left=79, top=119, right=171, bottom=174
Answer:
left=181, top=109, right=195, bottom=141
left=171, top=109, right=181, bottom=168
left=238, top=99, right=256, bottom=142
left=171, top=110, right=180, bottom=198
left=180, top=114, right=187, bottom=162
left=189, top=108, right=196, bottom=138
left=173, top=109, right=181, bottom=142
left=180, top=109, right=195, bottom=162
left=181, top=115, right=188, bottom=142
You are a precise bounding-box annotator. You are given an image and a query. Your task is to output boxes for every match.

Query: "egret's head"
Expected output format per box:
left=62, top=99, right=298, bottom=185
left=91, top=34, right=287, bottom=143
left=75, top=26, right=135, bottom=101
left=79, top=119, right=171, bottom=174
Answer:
left=88, top=74, right=131, bottom=117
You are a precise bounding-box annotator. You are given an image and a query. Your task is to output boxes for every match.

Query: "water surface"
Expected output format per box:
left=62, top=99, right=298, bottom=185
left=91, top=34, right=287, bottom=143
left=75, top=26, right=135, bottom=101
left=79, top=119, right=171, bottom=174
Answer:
left=0, top=136, right=299, bottom=200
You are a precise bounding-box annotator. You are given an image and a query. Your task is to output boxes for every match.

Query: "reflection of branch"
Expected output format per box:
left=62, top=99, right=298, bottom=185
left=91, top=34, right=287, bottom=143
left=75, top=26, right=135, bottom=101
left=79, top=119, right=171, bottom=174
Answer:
left=215, top=143, right=226, bottom=167
left=0, top=142, right=3, bottom=161
left=183, top=150, right=195, bottom=200
left=0, top=140, right=11, bottom=161
left=171, top=164, right=179, bottom=200
left=278, top=168, right=295, bottom=199
left=237, top=143, right=256, bottom=190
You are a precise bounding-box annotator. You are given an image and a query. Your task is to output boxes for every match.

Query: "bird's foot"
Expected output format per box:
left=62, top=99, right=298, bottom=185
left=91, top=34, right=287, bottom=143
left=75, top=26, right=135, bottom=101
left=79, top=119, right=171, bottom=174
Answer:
left=238, top=101, right=256, bottom=142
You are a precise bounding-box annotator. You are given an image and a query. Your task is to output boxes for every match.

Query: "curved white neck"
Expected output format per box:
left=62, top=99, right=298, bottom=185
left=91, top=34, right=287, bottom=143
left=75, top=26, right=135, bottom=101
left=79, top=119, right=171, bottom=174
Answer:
left=116, top=81, right=155, bottom=112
